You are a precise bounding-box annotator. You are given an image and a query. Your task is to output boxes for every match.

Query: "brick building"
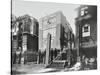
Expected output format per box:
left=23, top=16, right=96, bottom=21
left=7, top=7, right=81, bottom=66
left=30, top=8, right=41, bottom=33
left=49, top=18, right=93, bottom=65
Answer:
left=75, top=5, right=97, bottom=58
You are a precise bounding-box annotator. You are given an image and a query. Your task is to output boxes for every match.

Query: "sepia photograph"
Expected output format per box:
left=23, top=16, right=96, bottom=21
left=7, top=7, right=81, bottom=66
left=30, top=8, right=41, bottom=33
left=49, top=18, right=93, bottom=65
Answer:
left=11, top=0, right=97, bottom=74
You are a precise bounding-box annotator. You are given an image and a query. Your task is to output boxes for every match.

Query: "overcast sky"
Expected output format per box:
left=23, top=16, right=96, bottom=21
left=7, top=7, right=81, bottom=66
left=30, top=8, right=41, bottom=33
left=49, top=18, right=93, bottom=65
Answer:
left=12, top=0, right=80, bottom=34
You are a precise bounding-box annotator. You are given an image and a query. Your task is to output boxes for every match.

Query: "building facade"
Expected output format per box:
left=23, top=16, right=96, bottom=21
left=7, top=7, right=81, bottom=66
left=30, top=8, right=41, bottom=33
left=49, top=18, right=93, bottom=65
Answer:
left=75, top=5, right=97, bottom=58
left=39, top=11, right=75, bottom=64
left=11, top=15, right=39, bottom=64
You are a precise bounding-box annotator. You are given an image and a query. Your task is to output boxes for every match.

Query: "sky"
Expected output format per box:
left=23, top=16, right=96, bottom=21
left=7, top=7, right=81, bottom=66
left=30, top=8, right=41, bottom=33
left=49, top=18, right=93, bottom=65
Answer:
left=12, top=0, right=80, bottom=34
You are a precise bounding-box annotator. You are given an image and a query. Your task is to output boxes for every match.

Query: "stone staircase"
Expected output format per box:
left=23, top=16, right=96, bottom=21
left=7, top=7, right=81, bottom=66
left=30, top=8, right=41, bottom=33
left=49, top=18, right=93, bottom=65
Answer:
left=46, top=50, right=69, bottom=69
left=46, top=60, right=68, bottom=69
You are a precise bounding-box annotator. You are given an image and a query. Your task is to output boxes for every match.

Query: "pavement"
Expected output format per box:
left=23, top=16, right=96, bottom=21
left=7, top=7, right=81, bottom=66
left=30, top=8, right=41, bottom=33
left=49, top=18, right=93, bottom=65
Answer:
left=11, top=64, right=46, bottom=75
left=11, top=63, right=68, bottom=75
left=11, top=62, right=97, bottom=75
left=11, top=63, right=79, bottom=74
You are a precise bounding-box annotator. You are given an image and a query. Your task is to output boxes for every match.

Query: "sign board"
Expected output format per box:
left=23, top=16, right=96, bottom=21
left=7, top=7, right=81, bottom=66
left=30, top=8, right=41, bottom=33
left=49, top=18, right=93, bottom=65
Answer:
left=82, top=32, right=90, bottom=37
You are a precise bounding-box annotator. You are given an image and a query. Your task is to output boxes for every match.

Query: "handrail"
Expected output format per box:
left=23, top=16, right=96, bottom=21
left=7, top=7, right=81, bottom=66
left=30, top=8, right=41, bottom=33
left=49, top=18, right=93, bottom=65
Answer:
left=48, top=50, right=66, bottom=66
left=53, top=50, right=66, bottom=61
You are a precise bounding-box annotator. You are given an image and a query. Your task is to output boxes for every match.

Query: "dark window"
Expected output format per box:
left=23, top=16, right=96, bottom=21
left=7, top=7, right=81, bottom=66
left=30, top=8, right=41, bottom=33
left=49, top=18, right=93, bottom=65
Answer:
left=84, top=26, right=89, bottom=32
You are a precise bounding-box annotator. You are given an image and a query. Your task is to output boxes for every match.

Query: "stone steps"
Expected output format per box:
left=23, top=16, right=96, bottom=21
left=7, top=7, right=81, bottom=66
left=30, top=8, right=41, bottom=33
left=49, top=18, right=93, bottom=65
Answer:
left=47, top=60, right=68, bottom=69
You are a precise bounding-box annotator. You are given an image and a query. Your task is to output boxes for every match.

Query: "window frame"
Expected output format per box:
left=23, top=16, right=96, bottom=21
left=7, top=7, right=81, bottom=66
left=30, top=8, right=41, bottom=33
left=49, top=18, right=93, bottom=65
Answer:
left=82, top=24, right=90, bottom=37
left=80, top=6, right=88, bottom=16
